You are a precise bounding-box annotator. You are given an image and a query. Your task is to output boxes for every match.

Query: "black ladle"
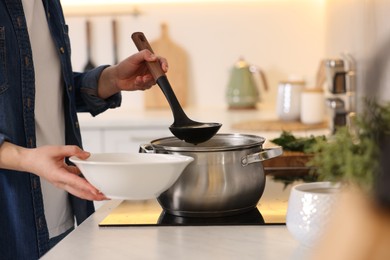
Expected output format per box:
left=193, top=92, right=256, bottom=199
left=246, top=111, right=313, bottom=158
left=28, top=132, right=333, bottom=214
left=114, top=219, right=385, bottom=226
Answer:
left=132, top=32, right=221, bottom=144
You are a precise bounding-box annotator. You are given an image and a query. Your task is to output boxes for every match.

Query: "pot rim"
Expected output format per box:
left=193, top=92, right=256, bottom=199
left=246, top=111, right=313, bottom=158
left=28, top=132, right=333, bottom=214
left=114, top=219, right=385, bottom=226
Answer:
left=149, top=133, right=266, bottom=152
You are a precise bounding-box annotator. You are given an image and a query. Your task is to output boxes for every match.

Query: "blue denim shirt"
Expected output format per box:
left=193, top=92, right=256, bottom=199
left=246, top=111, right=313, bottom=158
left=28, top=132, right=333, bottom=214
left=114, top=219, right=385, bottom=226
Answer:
left=0, top=0, right=121, bottom=259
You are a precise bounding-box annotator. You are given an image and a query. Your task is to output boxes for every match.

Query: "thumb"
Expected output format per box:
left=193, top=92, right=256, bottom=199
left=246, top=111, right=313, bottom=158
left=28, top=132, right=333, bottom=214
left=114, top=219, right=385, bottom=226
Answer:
left=74, top=150, right=91, bottom=160
left=60, top=145, right=90, bottom=160
left=140, top=49, right=157, bottom=62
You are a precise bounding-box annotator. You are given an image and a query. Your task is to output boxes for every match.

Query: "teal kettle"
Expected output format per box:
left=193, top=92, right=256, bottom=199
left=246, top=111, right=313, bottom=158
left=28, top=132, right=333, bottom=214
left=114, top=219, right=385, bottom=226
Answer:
left=226, top=58, right=268, bottom=109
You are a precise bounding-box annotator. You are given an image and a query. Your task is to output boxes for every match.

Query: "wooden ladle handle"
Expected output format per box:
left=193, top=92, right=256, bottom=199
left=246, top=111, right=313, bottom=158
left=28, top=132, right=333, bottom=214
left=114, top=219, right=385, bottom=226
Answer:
left=131, top=32, right=165, bottom=80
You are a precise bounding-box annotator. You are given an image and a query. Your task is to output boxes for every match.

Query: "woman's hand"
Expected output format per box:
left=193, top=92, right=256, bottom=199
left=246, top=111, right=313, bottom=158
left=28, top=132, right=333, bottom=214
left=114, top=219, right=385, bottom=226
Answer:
left=97, top=49, right=168, bottom=99
left=0, top=142, right=107, bottom=201
left=25, top=145, right=108, bottom=201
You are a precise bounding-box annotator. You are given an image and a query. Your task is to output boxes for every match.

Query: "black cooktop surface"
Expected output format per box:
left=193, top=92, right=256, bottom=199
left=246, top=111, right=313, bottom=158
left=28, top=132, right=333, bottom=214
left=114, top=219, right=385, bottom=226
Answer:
left=158, top=207, right=269, bottom=226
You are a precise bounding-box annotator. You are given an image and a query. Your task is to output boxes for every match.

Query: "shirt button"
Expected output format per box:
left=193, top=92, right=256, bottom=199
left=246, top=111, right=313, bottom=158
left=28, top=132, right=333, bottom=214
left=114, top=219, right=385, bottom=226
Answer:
left=27, top=98, right=31, bottom=108
left=60, top=47, right=65, bottom=54
left=75, top=121, right=79, bottom=129
left=17, top=17, right=23, bottom=28
left=24, top=56, right=30, bottom=67
left=68, top=85, right=73, bottom=92
left=33, top=178, right=38, bottom=189
left=28, top=138, right=33, bottom=148
left=38, top=217, right=44, bottom=229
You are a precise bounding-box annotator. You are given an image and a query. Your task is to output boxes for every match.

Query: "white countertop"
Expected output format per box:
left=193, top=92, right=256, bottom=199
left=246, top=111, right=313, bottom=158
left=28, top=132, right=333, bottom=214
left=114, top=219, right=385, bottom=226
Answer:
left=44, top=105, right=324, bottom=259
left=41, top=199, right=311, bottom=260
left=40, top=176, right=314, bottom=259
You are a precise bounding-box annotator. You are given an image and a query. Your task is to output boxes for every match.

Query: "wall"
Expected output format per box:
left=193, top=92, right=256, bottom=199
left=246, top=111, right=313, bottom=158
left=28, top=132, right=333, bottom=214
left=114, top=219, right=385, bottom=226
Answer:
left=324, top=0, right=390, bottom=103
left=64, top=0, right=326, bottom=111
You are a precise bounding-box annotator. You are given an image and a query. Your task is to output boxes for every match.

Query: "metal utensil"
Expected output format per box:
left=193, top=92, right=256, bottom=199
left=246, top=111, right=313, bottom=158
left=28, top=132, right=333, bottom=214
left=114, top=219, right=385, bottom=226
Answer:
left=131, top=32, right=221, bottom=144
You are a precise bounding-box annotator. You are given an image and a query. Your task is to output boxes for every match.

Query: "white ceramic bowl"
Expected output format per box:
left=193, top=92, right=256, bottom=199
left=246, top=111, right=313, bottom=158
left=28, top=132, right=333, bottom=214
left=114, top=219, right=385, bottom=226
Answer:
left=70, top=153, right=194, bottom=200
left=286, top=181, right=340, bottom=247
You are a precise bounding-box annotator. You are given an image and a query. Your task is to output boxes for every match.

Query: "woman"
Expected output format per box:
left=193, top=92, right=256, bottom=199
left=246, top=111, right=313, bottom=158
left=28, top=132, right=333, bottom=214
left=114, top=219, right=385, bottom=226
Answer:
left=0, top=0, right=168, bottom=259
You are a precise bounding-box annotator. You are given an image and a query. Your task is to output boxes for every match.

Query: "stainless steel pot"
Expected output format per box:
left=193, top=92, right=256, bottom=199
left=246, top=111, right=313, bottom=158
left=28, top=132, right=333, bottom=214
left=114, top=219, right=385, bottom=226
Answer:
left=139, top=133, right=282, bottom=217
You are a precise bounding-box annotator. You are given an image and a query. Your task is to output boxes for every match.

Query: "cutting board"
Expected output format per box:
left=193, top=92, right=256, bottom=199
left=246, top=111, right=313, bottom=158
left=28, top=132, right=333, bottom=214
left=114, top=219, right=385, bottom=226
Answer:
left=263, top=151, right=315, bottom=176
left=146, top=23, right=189, bottom=109
left=232, top=119, right=328, bottom=131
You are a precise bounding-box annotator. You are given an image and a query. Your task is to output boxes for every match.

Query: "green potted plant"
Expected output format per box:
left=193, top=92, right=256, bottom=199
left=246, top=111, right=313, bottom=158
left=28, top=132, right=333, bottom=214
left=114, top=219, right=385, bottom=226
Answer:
left=308, top=99, right=390, bottom=259
left=309, top=99, right=390, bottom=195
left=267, top=99, right=390, bottom=193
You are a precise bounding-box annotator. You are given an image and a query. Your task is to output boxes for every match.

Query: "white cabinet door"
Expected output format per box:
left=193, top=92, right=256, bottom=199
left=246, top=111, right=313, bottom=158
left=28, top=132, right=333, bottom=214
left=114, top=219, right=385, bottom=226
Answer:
left=103, top=128, right=172, bottom=153
left=80, top=129, right=104, bottom=153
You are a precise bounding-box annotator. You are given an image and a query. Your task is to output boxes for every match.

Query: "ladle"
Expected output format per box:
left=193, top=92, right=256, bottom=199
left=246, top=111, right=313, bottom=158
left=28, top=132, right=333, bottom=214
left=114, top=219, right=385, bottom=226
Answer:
left=132, top=32, right=222, bottom=144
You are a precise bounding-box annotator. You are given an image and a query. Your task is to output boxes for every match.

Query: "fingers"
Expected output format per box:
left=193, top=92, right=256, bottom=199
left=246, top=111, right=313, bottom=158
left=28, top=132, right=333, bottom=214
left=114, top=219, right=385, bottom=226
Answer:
left=59, top=167, right=108, bottom=201
left=65, top=164, right=81, bottom=175
left=65, top=181, right=108, bottom=201
left=139, top=50, right=169, bottom=73
left=29, top=145, right=107, bottom=201
left=53, top=145, right=90, bottom=160
left=134, top=75, right=155, bottom=90
left=64, top=155, right=108, bottom=201
left=159, top=57, right=169, bottom=73
left=50, top=145, right=106, bottom=200
left=74, top=150, right=91, bottom=160
left=112, top=50, right=168, bottom=92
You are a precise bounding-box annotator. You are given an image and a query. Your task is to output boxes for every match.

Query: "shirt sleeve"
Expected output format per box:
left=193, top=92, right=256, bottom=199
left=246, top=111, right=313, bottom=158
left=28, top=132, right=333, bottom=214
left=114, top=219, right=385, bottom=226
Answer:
left=0, top=133, right=10, bottom=147
left=73, top=65, right=122, bottom=116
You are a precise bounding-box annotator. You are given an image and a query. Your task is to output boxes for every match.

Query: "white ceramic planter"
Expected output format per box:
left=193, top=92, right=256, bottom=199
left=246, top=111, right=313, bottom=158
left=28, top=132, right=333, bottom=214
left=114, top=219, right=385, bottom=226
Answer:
left=286, top=181, right=340, bottom=247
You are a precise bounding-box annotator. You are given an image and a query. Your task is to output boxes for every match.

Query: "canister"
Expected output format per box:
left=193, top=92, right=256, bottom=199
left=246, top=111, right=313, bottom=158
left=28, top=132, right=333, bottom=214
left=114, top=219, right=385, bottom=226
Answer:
left=276, top=80, right=305, bottom=121
left=300, top=88, right=325, bottom=124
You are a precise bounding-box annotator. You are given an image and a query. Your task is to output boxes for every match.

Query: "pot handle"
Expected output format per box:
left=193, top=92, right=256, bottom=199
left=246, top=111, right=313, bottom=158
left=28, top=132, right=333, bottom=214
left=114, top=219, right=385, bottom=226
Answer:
left=241, top=146, right=283, bottom=166
left=138, top=144, right=155, bottom=153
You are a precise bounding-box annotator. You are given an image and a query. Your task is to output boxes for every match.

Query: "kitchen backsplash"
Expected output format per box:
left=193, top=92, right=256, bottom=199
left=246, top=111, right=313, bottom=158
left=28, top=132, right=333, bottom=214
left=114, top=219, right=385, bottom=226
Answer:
left=64, top=0, right=390, bottom=112
left=64, top=1, right=325, bottom=110
left=324, top=0, right=390, bottom=104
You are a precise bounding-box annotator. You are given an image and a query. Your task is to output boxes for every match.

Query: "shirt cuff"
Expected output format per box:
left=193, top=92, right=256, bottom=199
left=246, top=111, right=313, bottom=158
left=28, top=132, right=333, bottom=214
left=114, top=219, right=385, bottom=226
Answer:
left=0, top=133, right=10, bottom=147
left=80, top=65, right=122, bottom=116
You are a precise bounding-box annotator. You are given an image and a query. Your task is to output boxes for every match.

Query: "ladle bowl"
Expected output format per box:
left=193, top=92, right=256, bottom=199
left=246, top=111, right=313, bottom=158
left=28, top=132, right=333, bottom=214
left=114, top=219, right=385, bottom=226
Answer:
left=132, top=32, right=222, bottom=144
left=170, top=123, right=222, bottom=144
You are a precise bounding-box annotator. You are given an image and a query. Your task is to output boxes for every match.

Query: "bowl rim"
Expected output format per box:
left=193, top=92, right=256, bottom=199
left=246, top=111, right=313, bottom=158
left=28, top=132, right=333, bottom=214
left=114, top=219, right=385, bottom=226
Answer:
left=69, top=152, right=194, bottom=166
left=292, top=181, right=340, bottom=194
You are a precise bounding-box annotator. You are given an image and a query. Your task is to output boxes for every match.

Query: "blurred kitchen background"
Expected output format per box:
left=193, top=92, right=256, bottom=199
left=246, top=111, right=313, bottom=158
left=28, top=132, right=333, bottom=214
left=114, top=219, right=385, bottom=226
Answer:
left=62, top=0, right=390, bottom=111
left=61, top=0, right=390, bottom=212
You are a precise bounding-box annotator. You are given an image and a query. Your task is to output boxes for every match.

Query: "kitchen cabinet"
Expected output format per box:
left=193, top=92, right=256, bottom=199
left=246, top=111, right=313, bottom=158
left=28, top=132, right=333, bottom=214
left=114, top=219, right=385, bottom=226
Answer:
left=80, top=128, right=171, bottom=153
left=80, top=129, right=103, bottom=153
left=102, top=128, right=172, bottom=153
left=77, top=109, right=173, bottom=153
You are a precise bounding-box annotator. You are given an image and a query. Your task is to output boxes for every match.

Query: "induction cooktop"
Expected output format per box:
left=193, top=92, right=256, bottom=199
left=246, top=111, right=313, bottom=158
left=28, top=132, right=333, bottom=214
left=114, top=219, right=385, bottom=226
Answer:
left=99, top=176, right=297, bottom=227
